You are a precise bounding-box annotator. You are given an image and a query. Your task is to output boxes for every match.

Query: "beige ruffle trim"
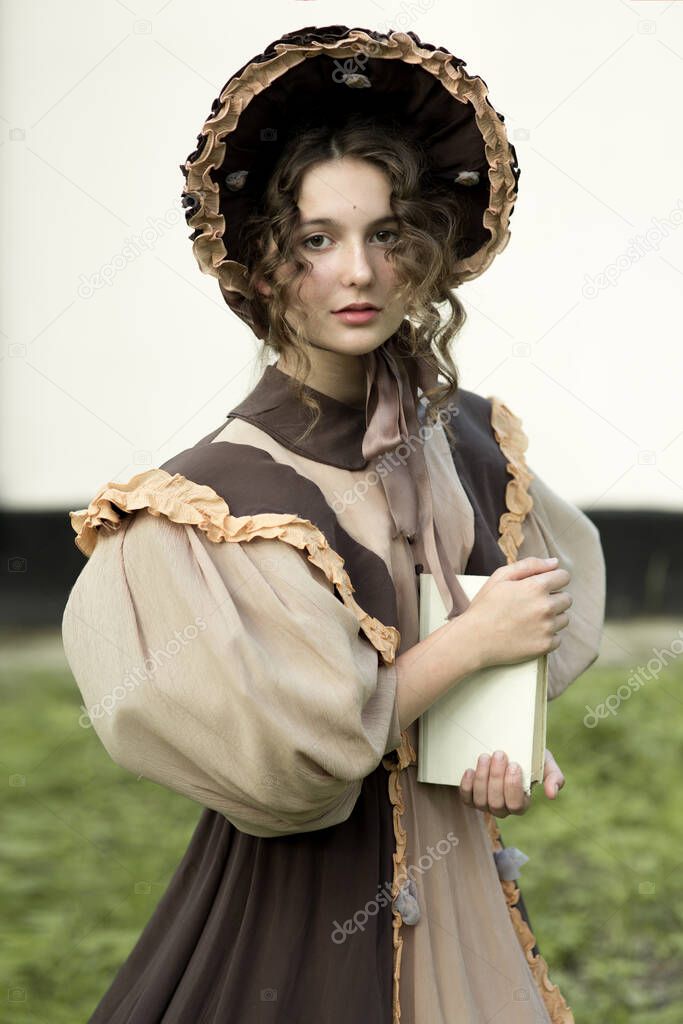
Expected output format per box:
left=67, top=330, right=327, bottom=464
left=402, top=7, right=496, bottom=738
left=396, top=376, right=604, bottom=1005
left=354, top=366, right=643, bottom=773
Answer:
left=69, top=467, right=400, bottom=666
left=488, top=395, right=535, bottom=561
left=183, top=29, right=518, bottom=297
left=484, top=812, right=576, bottom=1023
left=381, top=729, right=418, bottom=1024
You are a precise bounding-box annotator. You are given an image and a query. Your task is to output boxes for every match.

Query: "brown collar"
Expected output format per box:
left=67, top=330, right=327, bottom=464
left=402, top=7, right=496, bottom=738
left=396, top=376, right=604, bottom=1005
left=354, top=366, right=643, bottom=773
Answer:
left=226, top=363, right=372, bottom=469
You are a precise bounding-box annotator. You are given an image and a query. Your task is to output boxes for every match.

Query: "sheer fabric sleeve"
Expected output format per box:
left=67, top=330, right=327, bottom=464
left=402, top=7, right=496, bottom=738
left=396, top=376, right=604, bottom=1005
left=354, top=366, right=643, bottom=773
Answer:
left=516, top=471, right=606, bottom=701
left=61, top=508, right=402, bottom=838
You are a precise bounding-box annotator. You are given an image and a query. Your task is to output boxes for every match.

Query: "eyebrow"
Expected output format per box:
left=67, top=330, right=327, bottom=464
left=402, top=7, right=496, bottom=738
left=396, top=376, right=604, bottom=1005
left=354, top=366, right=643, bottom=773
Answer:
left=298, top=215, right=399, bottom=229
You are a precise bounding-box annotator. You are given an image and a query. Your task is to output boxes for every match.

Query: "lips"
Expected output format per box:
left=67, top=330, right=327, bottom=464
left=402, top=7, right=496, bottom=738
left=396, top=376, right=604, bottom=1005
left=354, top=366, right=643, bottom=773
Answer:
left=333, top=304, right=380, bottom=312
left=332, top=306, right=381, bottom=325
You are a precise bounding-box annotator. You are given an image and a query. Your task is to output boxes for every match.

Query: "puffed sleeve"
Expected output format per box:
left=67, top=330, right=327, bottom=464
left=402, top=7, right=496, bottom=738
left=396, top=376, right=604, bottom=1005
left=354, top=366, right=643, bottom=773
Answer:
left=516, top=471, right=606, bottom=701
left=61, top=509, right=402, bottom=838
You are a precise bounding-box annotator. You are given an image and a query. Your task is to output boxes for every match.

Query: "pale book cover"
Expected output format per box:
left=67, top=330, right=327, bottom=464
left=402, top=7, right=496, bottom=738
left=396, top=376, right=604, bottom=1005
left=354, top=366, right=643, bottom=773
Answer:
left=417, top=573, right=548, bottom=795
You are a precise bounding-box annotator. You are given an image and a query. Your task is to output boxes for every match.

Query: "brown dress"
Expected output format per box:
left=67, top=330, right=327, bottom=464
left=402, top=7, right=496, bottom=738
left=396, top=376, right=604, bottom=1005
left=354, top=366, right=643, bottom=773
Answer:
left=62, top=357, right=605, bottom=1023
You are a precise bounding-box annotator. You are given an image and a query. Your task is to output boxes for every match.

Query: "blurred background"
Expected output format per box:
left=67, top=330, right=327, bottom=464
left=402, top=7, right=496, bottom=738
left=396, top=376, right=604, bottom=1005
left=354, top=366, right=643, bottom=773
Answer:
left=1, top=0, right=682, bottom=1020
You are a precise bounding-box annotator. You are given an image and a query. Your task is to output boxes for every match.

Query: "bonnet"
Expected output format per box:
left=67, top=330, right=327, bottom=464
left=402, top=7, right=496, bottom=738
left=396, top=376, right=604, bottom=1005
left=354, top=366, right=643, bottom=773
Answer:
left=179, top=25, right=521, bottom=617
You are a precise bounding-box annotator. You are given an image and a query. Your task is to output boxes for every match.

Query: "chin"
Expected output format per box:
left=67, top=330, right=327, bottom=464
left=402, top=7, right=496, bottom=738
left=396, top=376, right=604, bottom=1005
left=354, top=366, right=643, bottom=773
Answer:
left=320, top=323, right=401, bottom=356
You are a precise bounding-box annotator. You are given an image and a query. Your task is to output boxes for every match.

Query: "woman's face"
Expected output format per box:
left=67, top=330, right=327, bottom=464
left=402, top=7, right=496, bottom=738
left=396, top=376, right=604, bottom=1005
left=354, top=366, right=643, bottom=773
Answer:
left=258, top=156, right=408, bottom=356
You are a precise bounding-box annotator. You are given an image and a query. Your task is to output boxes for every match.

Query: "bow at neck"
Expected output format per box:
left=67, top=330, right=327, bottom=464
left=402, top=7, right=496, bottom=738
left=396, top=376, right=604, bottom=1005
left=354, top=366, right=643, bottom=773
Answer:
left=359, top=336, right=469, bottom=620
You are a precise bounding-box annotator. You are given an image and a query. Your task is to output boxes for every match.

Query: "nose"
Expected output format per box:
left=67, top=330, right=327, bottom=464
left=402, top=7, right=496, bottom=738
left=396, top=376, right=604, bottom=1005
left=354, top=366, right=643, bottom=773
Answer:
left=338, top=239, right=375, bottom=288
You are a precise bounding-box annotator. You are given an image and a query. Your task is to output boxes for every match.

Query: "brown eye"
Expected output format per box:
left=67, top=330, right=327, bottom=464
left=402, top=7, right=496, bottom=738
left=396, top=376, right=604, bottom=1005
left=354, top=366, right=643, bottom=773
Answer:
left=302, top=234, right=332, bottom=250
left=374, top=229, right=399, bottom=244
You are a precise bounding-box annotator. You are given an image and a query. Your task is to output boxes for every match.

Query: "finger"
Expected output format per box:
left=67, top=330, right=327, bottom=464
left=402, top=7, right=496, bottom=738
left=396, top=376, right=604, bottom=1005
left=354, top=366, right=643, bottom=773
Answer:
left=546, top=778, right=561, bottom=799
left=553, top=611, right=570, bottom=633
left=544, top=768, right=565, bottom=798
left=473, top=753, right=491, bottom=810
left=533, top=567, right=571, bottom=592
left=503, top=762, right=528, bottom=814
left=543, top=749, right=565, bottom=798
left=543, top=748, right=563, bottom=778
left=515, top=791, right=532, bottom=815
left=501, top=557, right=558, bottom=581
left=487, top=750, right=508, bottom=816
left=459, top=769, right=475, bottom=805
left=550, top=591, right=573, bottom=613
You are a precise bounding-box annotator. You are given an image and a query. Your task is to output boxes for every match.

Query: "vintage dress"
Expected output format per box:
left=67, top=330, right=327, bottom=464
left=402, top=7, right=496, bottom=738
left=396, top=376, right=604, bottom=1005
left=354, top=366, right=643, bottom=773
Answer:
left=61, top=362, right=606, bottom=1023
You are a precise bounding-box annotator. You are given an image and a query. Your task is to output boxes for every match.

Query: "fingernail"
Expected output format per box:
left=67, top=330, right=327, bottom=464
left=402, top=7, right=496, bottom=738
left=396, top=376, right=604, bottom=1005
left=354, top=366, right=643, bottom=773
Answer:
left=544, top=557, right=558, bottom=564
left=493, top=751, right=505, bottom=763
left=509, top=762, right=520, bottom=774
left=553, top=784, right=559, bottom=796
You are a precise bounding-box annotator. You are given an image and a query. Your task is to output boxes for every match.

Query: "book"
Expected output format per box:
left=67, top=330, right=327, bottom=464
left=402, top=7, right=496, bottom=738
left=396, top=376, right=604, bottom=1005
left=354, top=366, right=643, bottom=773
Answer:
left=416, top=572, right=548, bottom=795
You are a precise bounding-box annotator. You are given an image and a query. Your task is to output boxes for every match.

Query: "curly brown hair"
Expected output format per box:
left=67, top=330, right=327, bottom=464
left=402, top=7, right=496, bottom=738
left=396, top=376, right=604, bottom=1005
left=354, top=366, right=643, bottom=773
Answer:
left=234, top=113, right=469, bottom=446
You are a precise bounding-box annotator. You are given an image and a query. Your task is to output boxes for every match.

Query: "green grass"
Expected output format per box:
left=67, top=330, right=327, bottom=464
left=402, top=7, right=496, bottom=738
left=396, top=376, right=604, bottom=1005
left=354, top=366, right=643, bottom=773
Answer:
left=1, top=650, right=200, bottom=1023
left=2, top=637, right=682, bottom=1021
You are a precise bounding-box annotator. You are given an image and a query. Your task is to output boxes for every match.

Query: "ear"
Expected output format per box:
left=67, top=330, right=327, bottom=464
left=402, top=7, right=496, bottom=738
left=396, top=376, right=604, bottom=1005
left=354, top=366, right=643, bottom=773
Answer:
left=254, top=275, right=273, bottom=299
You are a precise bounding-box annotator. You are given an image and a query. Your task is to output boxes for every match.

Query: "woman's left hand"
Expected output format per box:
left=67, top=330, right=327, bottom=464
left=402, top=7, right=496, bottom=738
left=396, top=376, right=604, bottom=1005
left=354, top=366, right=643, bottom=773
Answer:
left=458, top=748, right=566, bottom=818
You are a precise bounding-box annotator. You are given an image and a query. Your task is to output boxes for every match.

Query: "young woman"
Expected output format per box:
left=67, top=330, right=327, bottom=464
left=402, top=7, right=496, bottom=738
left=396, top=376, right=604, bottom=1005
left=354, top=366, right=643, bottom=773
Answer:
left=62, top=25, right=606, bottom=1023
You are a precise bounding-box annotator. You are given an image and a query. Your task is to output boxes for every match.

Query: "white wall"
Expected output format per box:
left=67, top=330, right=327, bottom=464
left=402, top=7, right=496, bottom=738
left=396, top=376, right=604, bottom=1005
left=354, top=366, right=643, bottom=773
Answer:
left=2, top=0, right=682, bottom=510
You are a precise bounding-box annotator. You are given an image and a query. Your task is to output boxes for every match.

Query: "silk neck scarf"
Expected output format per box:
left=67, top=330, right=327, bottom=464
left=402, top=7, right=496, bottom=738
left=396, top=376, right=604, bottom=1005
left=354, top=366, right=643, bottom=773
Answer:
left=360, top=335, right=470, bottom=620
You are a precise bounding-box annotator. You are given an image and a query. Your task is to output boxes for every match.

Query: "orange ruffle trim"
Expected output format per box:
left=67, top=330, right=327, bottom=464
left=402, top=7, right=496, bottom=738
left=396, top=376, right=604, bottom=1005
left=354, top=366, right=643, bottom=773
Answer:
left=488, top=395, right=535, bottom=562
left=484, top=812, right=576, bottom=1023
left=183, top=28, right=518, bottom=297
left=381, top=730, right=418, bottom=1024
left=69, top=467, right=400, bottom=666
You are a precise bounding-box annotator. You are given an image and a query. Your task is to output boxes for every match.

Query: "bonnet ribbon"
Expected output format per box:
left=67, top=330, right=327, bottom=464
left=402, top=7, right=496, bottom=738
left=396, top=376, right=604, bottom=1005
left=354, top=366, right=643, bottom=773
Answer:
left=360, top=335, right=470, bottom=620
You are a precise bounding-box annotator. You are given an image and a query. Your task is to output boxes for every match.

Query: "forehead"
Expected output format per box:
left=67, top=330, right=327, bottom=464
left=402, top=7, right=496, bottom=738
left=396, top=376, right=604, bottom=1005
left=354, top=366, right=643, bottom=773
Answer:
left=297, top=158, right=393, bottom=219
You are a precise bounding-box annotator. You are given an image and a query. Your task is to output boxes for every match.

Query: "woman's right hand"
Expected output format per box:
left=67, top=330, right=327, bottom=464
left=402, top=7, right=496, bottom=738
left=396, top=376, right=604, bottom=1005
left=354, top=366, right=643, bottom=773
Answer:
left=462, top=556, right=572, bottom=670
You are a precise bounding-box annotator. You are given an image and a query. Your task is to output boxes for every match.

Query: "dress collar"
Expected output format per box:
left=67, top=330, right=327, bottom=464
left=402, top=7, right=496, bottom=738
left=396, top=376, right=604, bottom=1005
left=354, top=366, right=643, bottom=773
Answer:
left=227, top=362, right=370, bottom=470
